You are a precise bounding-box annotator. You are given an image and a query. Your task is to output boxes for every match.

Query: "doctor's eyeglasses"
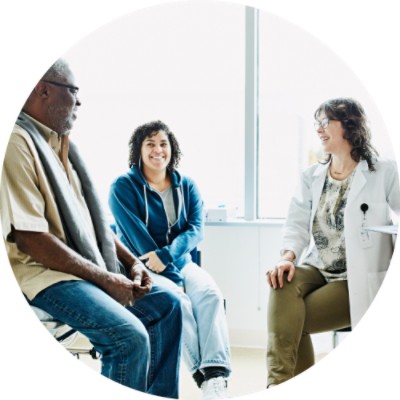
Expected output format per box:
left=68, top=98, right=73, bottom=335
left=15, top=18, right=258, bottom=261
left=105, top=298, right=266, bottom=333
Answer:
left=314, top=117, right=330, bottom=130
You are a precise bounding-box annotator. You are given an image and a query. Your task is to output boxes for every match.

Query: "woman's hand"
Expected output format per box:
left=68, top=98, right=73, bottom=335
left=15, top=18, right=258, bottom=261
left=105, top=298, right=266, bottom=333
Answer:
left=140, top=251, right=167, bottom=273
left=266, top=260, right=296, bottom=289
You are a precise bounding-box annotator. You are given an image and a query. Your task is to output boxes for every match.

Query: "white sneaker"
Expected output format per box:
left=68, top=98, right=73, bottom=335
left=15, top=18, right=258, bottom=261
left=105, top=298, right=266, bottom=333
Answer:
left=201, top=377, right=229, bottom=400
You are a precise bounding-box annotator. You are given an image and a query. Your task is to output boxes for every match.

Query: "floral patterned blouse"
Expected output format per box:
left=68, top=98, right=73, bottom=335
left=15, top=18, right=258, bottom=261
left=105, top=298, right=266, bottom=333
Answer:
left=302, top=169, right=356, bottom=282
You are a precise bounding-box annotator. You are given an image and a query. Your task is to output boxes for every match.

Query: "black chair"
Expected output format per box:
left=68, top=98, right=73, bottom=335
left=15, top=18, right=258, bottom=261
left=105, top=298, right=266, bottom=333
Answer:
left=332, top=326, right=352, bottom=348
left=190, top=248, right=201, bottom=266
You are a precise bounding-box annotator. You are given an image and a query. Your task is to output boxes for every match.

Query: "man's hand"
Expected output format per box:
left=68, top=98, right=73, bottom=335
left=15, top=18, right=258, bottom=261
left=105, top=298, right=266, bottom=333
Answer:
left=13, top=230, right=146, bottom=307
left=139, top=251, right=167, bottom=273
left=130, top=263, right=152, bottom=299
left=102, top=272, right=138, bottom=306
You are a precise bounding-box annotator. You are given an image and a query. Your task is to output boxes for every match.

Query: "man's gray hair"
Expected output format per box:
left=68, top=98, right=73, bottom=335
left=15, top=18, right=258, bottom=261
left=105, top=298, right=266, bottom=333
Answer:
left=42, top=58, right=71, bottom=81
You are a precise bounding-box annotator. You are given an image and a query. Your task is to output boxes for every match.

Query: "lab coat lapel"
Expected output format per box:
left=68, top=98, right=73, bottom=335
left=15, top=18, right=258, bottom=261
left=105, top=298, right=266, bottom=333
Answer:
left=311, top=163, right=329, bottom=218
left=346, top=160, right=368, bottom=207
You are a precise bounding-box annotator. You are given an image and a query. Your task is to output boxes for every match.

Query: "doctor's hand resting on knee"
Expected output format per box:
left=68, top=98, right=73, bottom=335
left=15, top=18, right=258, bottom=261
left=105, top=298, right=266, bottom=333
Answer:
left=266, top=251, right=296, bottom=289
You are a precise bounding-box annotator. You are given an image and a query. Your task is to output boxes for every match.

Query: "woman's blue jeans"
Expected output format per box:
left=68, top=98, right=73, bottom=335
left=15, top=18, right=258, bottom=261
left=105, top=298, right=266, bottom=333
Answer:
left=29, top=280, right=182, bottom=398
left=149, top=263, right=231, bottom=375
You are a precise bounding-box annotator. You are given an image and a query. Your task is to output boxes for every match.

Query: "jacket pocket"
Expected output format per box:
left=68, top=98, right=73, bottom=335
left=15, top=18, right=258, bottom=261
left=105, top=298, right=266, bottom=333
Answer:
left=365, top=202, right=390, bottom=226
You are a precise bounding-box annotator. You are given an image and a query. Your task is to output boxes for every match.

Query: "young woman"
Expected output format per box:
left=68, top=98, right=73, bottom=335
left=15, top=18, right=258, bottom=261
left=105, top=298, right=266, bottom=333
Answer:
left=109, top=121, right=231, bottom=400
left=265, top=98, right=400, bottom=387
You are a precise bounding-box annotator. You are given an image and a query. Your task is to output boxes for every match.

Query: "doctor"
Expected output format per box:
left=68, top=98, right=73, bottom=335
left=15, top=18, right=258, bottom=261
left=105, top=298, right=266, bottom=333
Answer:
left=265, top=97, right=400, bottom=387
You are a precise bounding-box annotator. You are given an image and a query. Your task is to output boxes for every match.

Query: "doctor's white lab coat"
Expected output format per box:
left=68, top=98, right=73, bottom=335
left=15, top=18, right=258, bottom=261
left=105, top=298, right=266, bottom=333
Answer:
left=283, top=158, right=400, bottom=326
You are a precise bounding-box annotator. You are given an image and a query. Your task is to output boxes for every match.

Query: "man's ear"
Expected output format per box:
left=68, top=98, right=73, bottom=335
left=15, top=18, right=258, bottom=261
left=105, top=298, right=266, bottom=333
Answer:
left=34, top=81, right=49, bottom=98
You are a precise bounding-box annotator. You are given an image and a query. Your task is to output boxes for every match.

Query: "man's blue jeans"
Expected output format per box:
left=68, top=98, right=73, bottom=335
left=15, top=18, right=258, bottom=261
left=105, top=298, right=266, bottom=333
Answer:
left=29, top=280, right=182, bottom=398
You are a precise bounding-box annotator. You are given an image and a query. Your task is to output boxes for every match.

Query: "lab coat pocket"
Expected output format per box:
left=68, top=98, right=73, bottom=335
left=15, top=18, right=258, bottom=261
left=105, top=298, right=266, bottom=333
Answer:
left=367, top=270, right=387, bottom=302
left=359, top=202, right=389, bottom=249
left=366, top=202, right=390, bottom=226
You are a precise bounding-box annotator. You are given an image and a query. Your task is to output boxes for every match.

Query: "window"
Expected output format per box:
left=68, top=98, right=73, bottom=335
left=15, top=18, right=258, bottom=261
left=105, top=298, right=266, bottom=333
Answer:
left=64, top=3, right=394, bottom=221
left=257, top=10, right=396, bottom=218
left=65, top=2, right=245, bottom=216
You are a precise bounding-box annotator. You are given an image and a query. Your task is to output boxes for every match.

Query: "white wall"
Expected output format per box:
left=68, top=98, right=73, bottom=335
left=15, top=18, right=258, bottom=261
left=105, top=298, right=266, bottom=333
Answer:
left=201, top=222, right=333, bottom=354
left=202, top=223, right=281, bottom=348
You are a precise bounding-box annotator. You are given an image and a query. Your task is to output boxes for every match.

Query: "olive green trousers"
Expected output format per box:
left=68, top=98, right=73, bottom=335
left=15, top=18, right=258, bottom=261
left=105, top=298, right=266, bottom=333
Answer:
left=267, top=265, right=351, bottom=387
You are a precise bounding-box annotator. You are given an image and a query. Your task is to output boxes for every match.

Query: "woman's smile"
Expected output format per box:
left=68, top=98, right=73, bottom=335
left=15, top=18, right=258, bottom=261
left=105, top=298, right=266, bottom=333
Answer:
left=319, top=134, right=329, bottom=144
left=141, top=130, right=172, bottom=173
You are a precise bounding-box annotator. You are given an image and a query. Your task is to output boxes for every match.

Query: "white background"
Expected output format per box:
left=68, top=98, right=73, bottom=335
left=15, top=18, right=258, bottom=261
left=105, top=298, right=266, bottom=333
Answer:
left=0, top=1, right=399, bottom=399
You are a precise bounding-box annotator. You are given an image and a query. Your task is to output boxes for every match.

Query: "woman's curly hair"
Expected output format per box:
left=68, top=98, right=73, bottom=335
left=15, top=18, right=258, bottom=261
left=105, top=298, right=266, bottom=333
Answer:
left=128, top=120, right=182, bottom=174
left=315, top=98, right=379, bottom=171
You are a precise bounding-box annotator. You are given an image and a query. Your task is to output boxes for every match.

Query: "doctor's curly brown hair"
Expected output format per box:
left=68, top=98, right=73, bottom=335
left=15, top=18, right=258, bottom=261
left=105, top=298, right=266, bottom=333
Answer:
left=128, top=120, right=182, bottom=174
left=315, top=98, right=379, bottom=171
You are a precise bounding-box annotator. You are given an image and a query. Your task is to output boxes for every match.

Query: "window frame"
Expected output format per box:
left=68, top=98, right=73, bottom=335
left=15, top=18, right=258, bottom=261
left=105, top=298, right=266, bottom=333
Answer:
left=244, top=7, right=261, bottom=221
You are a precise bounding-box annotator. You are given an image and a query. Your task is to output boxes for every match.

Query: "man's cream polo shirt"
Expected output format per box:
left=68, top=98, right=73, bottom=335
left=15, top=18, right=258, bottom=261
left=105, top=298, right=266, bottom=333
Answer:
left=0, top=113, right=97, bottom=300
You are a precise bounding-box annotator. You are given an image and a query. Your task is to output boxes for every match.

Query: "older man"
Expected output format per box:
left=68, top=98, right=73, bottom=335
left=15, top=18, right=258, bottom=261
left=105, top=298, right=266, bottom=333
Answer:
left=0, top=59, right=182, bottom=398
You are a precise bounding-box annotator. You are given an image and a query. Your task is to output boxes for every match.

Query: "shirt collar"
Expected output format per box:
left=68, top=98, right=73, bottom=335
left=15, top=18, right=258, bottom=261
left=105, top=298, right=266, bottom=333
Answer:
left=21, top=112, right=70, bottom=174
left=22, top=112, right=62, bottom=153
